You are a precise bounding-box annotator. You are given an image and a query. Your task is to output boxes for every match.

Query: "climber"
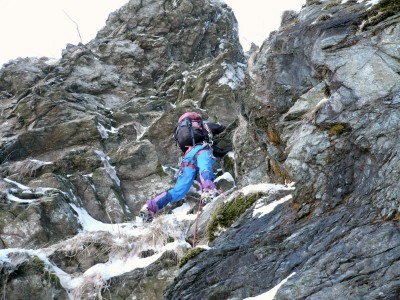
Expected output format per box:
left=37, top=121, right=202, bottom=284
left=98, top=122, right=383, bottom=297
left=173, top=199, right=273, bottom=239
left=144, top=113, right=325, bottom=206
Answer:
left=139, top=112, right=226, bottom=222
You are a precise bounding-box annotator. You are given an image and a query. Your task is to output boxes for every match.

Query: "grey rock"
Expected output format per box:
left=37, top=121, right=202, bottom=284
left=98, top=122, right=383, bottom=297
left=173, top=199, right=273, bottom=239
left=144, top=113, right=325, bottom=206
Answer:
left=166, top=1, right=400, bottom=299
left=0, top=0, right=399, bottom=299
left=0, top=254, right=68, bottom=300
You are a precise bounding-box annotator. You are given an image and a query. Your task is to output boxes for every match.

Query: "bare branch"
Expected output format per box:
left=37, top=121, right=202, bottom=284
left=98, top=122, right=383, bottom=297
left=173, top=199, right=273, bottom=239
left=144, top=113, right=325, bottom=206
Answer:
left=62, top=10, right=83, bottom=44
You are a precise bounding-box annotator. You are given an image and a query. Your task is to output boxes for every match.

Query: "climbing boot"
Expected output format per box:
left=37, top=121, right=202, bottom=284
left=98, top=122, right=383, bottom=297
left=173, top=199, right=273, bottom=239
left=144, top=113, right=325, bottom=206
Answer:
left=139, top=200, right=158, bottom=223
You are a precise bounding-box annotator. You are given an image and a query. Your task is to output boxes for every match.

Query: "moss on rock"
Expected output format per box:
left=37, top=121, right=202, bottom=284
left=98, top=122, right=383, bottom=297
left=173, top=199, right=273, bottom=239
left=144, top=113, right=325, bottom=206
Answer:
left=328, top=124, right=346, bottom=135
left=372, top=0, right=400, bottom=15
left=329, top=124, right=345, bottom=135
left=323, top=1, right=341, bottom=10
left=31, top=256, right=62, bottom=288
left=179, top=247, right=206, bottom=268
left=222, top=154, right=235, bottom=176
left=367, top=0, right=400, bottom=27
left=317, top=14, right=332, bottom=22
left=207, top=192, right=263, bottom=242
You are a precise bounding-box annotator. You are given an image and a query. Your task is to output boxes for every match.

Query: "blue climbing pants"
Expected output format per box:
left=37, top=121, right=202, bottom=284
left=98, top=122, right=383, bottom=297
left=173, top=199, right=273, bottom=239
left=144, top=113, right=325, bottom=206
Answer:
left=147, top=144, right=216, bottom=212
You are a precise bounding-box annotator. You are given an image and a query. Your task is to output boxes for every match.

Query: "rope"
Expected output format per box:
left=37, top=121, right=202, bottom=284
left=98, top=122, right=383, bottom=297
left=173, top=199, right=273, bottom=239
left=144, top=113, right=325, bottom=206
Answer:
left=192, top=196, right=203, bottom=248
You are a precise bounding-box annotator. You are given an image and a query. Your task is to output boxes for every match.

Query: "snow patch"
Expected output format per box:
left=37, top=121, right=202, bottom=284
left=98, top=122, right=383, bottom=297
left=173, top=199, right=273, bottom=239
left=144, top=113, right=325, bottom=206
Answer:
left=244, top=272, right=296, bottom=299
left=70, top=204, right=144, bottom=235
left=253, top=194, right=293, bottom=218
left=30, top=159, right=53, bottom=165
left=3, top=178, right=30, bottom=190
left=44, top=58, right=60, bottom=65
left=94, top=150, right=121, bottom=186
left=6, top=193, right=39, bottom=204
left=241, top=183, right=295, bottom=196
left=358, top=0, right=380, bottom=5
left=134, top=122, right=148, bottom=140
left=4, top=178, right=61, bottom=204
left=218, top=62, right=245, bottom=89
left=214, top=172, right=235, bottom=184
left=172, top=203, right=197, bottom=220
left=97, top=123, right=109, bottom=139
left=97, top=123, right=118, bottom=139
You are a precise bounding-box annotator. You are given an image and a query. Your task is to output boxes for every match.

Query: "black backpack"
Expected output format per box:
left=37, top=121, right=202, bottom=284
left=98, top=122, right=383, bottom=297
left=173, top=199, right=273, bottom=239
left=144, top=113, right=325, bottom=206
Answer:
left=174, top=114, right=212, bottom=152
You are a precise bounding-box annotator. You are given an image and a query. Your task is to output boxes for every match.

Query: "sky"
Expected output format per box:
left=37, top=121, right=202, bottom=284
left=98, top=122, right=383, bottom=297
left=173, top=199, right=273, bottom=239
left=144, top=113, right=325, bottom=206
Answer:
left=224, top=0, right=304, bottom=49
left=0, top=0, right=305, bottom=67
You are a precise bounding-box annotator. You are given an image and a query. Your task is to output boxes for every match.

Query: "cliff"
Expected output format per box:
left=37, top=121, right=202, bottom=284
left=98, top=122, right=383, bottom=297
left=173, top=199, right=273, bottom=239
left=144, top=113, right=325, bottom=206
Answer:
left=0, top=0, right=399, bottom=299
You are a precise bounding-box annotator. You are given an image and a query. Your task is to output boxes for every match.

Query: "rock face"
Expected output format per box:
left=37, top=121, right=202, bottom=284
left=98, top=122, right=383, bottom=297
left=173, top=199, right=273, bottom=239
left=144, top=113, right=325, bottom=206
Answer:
left=166, top=0, right=400, bottom=299
left=0, top=0, right=242, bottom=225
left=0, top=0, right=399, bottom=299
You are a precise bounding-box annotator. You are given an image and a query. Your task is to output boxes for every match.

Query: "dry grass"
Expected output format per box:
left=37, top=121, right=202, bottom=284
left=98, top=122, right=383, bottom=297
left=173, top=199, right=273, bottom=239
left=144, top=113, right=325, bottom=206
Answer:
left=132, top=216, right=191, bottom=258
left=72, top=272, right=109, bottom=300
left=49, top=230, right=140, bottom=261
left=46, top=231, right=140, bottom=298
left=41, top=214, right=192, bottom=298
left=9, top=158, right=52, bottom=177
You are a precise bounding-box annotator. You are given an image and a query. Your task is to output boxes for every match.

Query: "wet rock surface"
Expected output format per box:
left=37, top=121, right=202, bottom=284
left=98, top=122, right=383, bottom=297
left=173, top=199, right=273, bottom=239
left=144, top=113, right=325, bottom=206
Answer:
left=0, top=0, right=399, bottom=299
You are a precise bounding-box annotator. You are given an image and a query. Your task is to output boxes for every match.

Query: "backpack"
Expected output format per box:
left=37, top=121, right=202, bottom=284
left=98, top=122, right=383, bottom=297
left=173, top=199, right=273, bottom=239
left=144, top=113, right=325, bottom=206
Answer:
left=174, top=112, right=212, bottom=152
